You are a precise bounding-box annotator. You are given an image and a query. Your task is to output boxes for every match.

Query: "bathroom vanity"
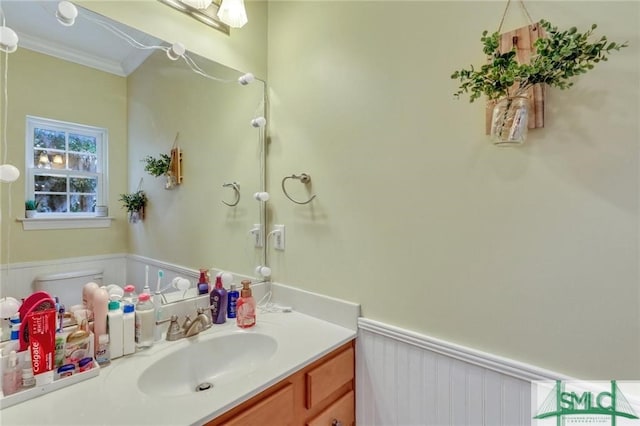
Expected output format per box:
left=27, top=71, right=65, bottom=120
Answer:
left=0, top=310, right=356, bottom=425
left=207, top=341, right=354, bottom=426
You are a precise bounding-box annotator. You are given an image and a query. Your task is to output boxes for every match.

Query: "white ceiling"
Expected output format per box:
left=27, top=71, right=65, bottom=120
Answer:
left=2, top=0, right=162, bottom=76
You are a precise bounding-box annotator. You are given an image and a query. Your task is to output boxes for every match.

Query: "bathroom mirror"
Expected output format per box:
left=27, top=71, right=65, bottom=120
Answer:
left=1, top=1, right=266, bottom=310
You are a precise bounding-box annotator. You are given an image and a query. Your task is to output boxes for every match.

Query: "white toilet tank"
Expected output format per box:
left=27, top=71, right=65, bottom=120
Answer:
left=33, top=269, right=103, bottom=308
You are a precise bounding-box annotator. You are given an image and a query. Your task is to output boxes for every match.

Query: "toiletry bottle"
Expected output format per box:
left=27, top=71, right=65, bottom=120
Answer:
left=65, top=319, right=91, bottom=365
left=95, top=334, right=110, bottom=366
left=197, top=269, right=209, bottom=295
left=227, top=284, right=239, bottom=319
left=2, top=350, right=21, bottom=395
left=22, top=357, right=35, bottom=389
left=3, top=314, right=20, bottom=355
left=123, top=285, right=137, bottom=305
left=82, top=282, right=99, bottom=310
left=135, top=293, right=154, bottom=349
left=210, top=276, right=228, bottom=324
left=122, top=303, right=136, bottom=355
left=236, top=280, right=256, bottom=328
left=92, top=288, right=109, bottom=357
left=107, top=301, right=123, bottom=359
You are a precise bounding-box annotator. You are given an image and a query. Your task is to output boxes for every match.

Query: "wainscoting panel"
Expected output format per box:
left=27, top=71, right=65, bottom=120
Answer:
left=0, top=253, right=127, bottom=300
left=357, top=318, right=565, bottom=426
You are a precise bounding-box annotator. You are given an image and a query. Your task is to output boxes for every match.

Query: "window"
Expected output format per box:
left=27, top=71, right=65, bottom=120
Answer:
left=26, top=116, right=108, bottom=217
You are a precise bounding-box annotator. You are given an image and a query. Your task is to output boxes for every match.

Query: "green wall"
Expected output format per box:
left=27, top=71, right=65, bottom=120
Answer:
left=0, top=48, right=129, bottom=263
left=266, top=1, right=640, bottom=379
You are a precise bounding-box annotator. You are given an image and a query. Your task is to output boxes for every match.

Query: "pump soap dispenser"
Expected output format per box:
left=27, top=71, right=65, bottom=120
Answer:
left=236, top=280, right=256, bottom=329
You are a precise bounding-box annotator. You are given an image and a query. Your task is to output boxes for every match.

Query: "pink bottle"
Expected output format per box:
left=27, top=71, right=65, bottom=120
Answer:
left=236, top=280, right=256, bottom=329
left=82, top=282, right=99, bottom=311
left=92, top=288, right=109, bottom=356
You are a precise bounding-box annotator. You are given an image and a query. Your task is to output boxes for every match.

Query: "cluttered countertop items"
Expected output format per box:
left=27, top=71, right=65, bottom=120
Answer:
left=0, top=269, right=358, bottom=425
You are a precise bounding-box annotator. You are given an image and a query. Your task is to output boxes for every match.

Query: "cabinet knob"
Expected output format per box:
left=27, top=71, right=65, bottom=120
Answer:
left=331, top=420, right=342, bottom=426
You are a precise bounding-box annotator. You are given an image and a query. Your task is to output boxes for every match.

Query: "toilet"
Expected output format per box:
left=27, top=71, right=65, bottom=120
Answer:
left=33, top=269, right=103, bottom=308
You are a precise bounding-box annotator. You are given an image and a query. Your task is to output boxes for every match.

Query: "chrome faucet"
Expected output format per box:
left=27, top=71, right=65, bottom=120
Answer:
left=184, top=307, right=212, bottom=337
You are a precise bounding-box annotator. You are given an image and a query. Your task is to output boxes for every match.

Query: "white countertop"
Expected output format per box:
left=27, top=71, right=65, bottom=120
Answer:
left=0, top=310, right=356, bottom=425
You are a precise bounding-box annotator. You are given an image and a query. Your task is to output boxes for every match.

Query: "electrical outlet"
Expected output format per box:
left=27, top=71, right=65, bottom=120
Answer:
left=273, top=224, right=285, bottom=251
left=250, top=224, right=263, bottom=248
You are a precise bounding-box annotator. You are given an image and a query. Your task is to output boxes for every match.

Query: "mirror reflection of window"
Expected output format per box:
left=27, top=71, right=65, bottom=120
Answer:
left=27, top=116, right=107, bottom=214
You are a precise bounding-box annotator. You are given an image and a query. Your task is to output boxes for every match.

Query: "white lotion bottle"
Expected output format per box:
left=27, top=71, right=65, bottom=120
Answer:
left=107, top=300, right=123, bottom=359
left=122, top=303, right=135, bottom=355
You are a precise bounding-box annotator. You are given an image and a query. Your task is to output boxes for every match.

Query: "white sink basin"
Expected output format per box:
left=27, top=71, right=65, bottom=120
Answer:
left=137, top=332, right=278, bottom=397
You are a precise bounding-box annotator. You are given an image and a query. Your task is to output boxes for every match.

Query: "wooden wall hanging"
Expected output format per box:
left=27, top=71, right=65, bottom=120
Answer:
left=485, top=22, right=546, bottom=134
left=170, top=147, right=183, bottom=184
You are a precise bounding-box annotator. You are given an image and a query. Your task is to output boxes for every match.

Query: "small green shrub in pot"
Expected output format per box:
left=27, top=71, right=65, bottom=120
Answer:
left=25, top=199, right=39, bottom=218
left=118, top=190, right=147, bottom=223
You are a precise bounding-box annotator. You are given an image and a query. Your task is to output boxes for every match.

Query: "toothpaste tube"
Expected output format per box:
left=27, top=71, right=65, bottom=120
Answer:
left=28, top=308, right=57, bottom=386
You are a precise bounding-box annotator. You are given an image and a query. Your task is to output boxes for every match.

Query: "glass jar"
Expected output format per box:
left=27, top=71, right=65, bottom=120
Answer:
left=490, top=95, right=529, bottom=146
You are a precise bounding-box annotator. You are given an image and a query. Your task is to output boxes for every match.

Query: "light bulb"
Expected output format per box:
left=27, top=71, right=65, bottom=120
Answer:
left=0, top=297, right=20, bottom=319
left=167, top=42, right=186, bottom=61
left=172, top=277, right=191, bottom=291
left=56, top=1, right=78, bottom=27
left=217, top=0, right=248, bottom=29
left=255, top=266, right=271, bottom=278
left=220, top=272, right=234, bottom=286
left=0, top=164, right=20, bottom=183
left=253, top=191, right=270, bottom=202
left=238, top=73, right=255, bottom=85
left=0, top=26, right=19, bottom=53
left=251, top=117, right=267, bottom=128
left=180, top=0, right=212, bottom=9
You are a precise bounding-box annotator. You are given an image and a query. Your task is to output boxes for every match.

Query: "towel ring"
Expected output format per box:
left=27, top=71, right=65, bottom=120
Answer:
left=281, top=173, right=317, bottom=205
left=222, top=182, right=240, bottom=207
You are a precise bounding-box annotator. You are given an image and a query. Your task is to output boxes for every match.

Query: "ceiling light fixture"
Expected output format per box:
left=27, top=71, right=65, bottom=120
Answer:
left=217, top=0, right=248, bottom=29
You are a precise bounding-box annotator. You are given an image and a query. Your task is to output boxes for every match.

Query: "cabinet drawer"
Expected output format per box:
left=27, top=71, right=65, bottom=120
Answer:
left=222, top=383, right=294, bottom=426
left=306, top=347, right=354, bottom=409
left=306, top=390, right=354, bottom=426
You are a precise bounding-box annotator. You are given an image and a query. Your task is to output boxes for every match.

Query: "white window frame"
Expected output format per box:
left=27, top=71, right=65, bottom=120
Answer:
left=22, top=116, right=111, bottom=230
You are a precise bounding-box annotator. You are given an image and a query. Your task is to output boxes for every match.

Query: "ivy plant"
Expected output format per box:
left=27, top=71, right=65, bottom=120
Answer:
left=143, top=154, right=171, bottom=177
left=451, top=19, right=628, bottom=102
left=118, top=190, right=147, bottom=212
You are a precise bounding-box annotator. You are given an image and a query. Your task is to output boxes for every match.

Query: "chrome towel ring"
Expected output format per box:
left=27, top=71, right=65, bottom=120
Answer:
left=281, top=173, right=317, bottom=205
left=222, top=182, right=240, bottom=207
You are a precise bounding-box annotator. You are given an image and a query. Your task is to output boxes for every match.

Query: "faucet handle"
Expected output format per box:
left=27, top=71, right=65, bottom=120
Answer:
left=182, top=315, right=193, bottom=333
left=196, top=307, right=212, bottom=330
left=165, top=315, right=184, bottom=341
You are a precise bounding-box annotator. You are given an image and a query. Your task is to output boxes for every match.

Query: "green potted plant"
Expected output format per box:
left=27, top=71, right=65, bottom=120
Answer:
left=25, top=199, right=39, bottom=218
left=118, top=190, right=147, bottom=223
left=451, top=19, right=627, bottom=144
left=143, top=154, right=171, bottom=177
left=143, top=153, right=178, bottom=190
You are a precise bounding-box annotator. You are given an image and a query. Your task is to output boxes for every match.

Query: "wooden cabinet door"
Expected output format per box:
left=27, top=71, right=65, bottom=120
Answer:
left=306, top=390, right=354, bottom=426
left=221, top=383, right=295, bottom=426
left=306, top=346, right=354, bottom=409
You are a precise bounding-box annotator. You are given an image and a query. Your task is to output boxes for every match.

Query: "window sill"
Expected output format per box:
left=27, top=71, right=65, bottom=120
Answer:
left=16, top=216, right=115, bottom=230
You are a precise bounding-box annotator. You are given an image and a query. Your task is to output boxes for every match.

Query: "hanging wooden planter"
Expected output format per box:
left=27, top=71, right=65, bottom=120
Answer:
left=485, top=22, right=546, bottom=135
